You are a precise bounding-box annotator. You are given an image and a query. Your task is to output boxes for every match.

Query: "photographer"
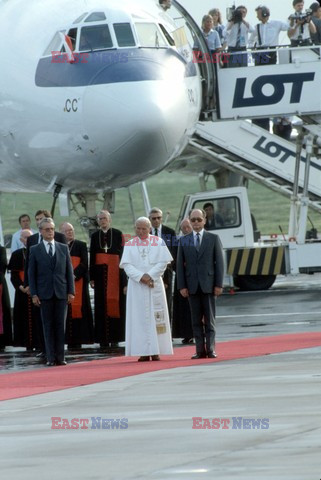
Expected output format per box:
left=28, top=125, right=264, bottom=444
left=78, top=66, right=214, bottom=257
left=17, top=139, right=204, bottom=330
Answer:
left=310, top=2, right=321, bottom=45
left=288, top=0, right=316, bottom=46
left=225, top=5, right=254, bottom=67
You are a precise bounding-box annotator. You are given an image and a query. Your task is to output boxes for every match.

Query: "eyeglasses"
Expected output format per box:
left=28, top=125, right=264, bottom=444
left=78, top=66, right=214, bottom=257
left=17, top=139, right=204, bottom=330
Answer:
left=151, top=216, right=162, bottom=220
left=190, top=217, right=204, bottom=223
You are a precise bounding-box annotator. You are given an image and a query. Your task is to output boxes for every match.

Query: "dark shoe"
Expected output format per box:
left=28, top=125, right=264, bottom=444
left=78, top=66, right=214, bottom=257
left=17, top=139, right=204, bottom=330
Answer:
left=182, top=338, right=194, bottom=344
left=138, top=356, right=150, bottom=362
left=46, top=362, right=55, bottom=367
left=56, top=360, right=67, bottom=366
left=191, top=353, right=207, bottom=359
left=207, top=352, right=217, bottom=359
left=151, top=355, right=160, bottom=361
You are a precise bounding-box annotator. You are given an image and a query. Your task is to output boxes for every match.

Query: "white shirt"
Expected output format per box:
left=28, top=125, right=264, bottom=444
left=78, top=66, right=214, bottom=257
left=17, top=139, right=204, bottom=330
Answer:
left=225, top=21, right=255, bottom=47
left=193, top=229, right=204, bottom=246
left=202, top=29, right=221, bottom=50
left=249, top=20, right=289, bottom=47
left=43, top=239, right=55, bottom=256
left=152, top=226, right=162, bottom=237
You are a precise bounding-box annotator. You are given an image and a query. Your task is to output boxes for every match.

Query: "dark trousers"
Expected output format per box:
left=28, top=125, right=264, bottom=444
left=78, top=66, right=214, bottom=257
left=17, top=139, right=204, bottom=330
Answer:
left=188, top=289, right=216, bottom=355
left=253, top=49, right=277, bottom=66
left=227, top=47, right=247, bottom=68
left=40, top=296, right=67, bottom=363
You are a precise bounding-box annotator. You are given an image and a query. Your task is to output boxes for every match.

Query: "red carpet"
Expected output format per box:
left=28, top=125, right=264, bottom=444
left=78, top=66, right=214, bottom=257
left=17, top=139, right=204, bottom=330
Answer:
left=1, top=332, right=321, bottom=402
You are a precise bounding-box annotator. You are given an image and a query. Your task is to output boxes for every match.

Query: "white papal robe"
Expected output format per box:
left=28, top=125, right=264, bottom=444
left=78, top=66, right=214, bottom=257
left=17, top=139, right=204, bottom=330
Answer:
left=120, top=235, right=174, bottom=357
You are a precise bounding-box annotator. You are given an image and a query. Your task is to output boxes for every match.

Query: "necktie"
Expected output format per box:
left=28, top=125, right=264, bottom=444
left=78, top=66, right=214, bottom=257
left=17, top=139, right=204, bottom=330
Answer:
left=236, top=24, right=241, bottom=48
left=154, top=228, right=158, bottom=237
left=48, top=242, right=53, bottom=257
left=195, top=233, right=200, bottom=251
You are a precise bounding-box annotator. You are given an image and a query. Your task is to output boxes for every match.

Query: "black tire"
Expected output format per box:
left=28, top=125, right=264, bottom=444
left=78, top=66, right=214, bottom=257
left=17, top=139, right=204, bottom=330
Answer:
left=233, top=275, right=276, bottom=291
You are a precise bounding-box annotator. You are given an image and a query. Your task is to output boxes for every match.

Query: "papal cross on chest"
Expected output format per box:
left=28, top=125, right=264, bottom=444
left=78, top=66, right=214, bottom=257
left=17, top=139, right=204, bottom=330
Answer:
left=140, top=249, right=147, bottom=259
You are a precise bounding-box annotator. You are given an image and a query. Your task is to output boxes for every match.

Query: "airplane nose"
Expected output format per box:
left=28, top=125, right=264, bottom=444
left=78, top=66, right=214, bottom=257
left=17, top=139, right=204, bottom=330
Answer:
left=82, top=81, right=189, bottom=175
left=81, top=54, right=193, bottom=178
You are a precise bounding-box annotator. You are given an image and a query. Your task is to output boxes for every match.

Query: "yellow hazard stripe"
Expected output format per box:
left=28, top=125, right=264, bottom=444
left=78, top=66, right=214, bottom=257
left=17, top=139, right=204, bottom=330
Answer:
left=250, top=248, right=261, bottom=275
left=228, top=249, right=239, bottom=274
left=238, top=249, right=250, bottom=275
left=227, top=246, right=285, bottom=275
left=262, top=248, right=273, bottom=275
left=273, top=246, right=285, bottom=275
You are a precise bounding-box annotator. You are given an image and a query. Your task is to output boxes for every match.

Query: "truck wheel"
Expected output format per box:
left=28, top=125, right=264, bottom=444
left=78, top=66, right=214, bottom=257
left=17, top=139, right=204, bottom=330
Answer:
left=233, top=275, right=276, bottom=291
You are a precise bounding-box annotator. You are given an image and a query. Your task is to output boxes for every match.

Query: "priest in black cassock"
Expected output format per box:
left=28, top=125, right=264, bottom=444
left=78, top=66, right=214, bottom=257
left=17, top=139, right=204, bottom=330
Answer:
left=60, top=222, right=93, bottom=348
left=8, top=229, right=38, bottom=349
left=0, top=244, right=12, bottom=350
left=89, top=210, right=126, bottom=347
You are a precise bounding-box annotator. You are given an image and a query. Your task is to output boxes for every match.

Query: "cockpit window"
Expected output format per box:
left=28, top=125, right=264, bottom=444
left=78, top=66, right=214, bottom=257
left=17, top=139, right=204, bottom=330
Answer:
left=85, top=12, right=106, bottom=23
left=61, top=28, right=77, bottom=52
left=73, top=12, right=88, bottom=24
left=113, top=23, right=136, bottom=47
left=159, top=24, right=175, bottom=46
left=79, top=25, right=113, bottom=51
left=43, top=30, right=65, bottom=56
left=135, top=23, right=167, bottom=47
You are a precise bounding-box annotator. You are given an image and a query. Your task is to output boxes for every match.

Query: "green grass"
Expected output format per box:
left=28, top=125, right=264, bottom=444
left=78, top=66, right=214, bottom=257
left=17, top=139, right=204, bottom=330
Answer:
left=1, top=172, right=320, bottom=243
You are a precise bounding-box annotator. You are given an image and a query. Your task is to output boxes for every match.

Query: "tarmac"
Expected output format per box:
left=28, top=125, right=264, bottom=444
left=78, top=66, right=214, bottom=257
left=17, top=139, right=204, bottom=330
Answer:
left=0, top=274, right=321, bottom=480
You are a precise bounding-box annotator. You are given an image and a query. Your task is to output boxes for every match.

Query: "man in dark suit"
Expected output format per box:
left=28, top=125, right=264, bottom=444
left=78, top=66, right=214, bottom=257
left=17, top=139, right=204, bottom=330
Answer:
left=176, top=209, right=224, bottom=359
left=28, top=218, right=75, bottom=366
left=149, top=207, right=175, bottom=321
left=24, top=209, right=66, bottom=357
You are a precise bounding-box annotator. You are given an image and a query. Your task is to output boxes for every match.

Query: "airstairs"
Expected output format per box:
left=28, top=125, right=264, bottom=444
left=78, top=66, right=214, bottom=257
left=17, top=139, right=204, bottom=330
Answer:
left=188, top=119, right=321, bottom=213
left=171, top=44, right=321, bottom=212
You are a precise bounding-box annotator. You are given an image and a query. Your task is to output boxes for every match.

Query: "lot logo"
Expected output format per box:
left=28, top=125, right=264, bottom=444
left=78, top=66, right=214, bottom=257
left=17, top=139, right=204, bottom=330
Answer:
left=232, top=73, right=315, bottom=108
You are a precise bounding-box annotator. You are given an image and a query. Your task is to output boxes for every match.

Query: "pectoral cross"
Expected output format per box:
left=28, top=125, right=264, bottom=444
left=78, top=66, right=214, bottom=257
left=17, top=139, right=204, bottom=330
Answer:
left=140, top=248, right=147, bottom=259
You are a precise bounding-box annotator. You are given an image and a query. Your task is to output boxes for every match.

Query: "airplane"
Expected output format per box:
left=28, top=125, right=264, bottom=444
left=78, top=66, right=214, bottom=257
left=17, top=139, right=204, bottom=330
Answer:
left=2, top=0, right=321, bottom=233
left=0, top=0, right=207, bottom=221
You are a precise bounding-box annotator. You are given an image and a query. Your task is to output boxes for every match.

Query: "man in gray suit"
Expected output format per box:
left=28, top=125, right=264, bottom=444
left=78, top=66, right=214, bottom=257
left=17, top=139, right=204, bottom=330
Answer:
left=176, top=209, right=224, bottom=359
left=29, top=218, right=75, bottom=366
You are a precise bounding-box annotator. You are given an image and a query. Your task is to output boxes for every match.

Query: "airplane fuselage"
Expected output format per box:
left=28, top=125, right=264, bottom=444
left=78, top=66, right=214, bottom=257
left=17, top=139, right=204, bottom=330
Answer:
left=0, top=0, right=202, bottom=194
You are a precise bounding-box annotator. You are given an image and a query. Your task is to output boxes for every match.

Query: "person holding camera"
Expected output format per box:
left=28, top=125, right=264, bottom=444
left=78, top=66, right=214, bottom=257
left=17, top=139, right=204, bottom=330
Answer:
left=310, top=2, right=321, bottom=45
left=225, top=5, right=254, bottom=67
left=288, top=0, right=316, bottom=46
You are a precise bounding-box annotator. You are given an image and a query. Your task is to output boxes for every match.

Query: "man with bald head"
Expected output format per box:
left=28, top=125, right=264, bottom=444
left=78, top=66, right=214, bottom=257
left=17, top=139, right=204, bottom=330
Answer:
left=120, top=217, right=173, bottom=361
left=59, top=222, right=93, bottom=349
left=8, top=229, right=38, bottom=349
left=89, top=210, right=126, bottom=348
left=177, top=209, right=224, bottom=359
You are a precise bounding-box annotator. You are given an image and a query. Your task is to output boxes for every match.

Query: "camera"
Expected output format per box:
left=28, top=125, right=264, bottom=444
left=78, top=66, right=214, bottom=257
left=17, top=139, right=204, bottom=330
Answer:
left=227, top=5, right=243, bottom=23
left=226, top=5, right=236, bottom=22
left=289, top=8, right=312, bottom=24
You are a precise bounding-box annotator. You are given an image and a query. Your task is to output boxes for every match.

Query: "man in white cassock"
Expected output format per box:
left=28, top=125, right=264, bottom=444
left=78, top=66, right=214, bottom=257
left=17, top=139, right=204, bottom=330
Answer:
left=120, top=217, right=173, bottom=362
